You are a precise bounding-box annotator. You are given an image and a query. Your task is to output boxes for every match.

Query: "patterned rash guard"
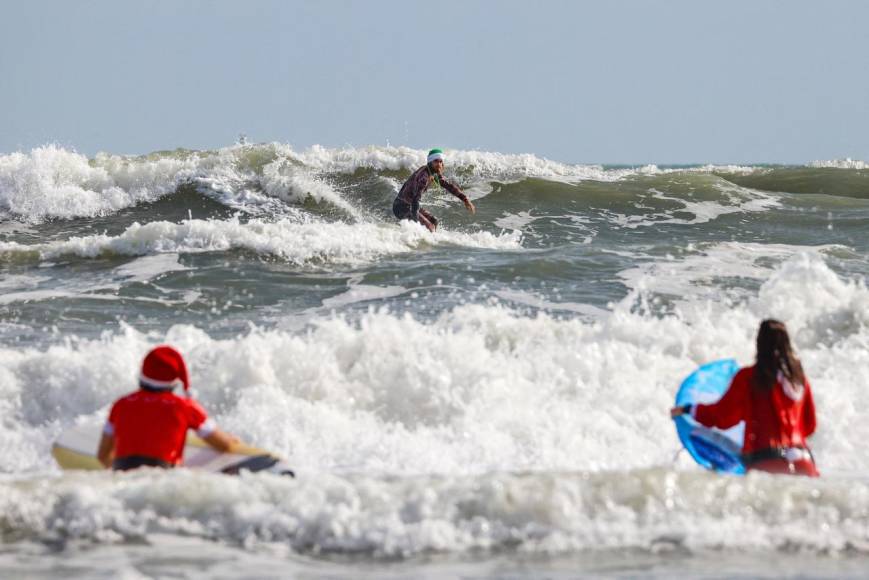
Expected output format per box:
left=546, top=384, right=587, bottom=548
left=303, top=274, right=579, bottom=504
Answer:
left=393, top=164, right=467, bottom=221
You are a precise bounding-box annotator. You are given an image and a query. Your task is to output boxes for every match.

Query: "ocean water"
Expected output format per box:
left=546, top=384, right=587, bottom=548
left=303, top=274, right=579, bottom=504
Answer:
left=1, top=143, right=869, bottom=578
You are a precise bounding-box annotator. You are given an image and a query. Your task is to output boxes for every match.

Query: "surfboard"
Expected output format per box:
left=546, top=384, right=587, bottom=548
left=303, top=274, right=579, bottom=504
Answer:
left=52, top=423, right=295, bottom=476
left=674, top=359, right=745, bottom=474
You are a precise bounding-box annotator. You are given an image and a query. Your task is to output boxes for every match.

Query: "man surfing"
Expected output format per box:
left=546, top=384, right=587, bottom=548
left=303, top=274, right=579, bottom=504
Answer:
left=393, top=148, right=475, bottom=232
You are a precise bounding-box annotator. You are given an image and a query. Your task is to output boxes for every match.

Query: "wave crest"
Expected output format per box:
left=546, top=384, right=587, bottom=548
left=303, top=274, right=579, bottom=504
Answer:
left=0, top=217, right=522, bottom=265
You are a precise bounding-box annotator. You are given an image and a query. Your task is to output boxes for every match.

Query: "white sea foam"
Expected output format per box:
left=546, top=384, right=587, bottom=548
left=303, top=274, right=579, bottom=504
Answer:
left=278, top=143, right=763, bottom=182
left=601, top=183, right=780, bottom=229
left=320, top=284, right=408, bottom=310
left=260, top=158, right=359, bottom=215
left=0, top=144, right=352, bottom=221
left=0, top=145, right=198, bottom=221
left=809, top=158, right=869, bottom=170
left=617, top=242, right=853, bottom=304
left=493, top=288, right=608, bottom=318
left=0, top=254, right=192, bottom=306
left=112, top=253, right=189, bottom=283
left=494, top=211, right=537, bottom=231
left=0, top=218, right=522, bottom=266
left=2, top=468, right=869, bottom=557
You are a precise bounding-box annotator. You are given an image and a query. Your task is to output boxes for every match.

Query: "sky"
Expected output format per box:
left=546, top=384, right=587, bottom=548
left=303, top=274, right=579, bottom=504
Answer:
left=1, top=0, right=868, bottom=164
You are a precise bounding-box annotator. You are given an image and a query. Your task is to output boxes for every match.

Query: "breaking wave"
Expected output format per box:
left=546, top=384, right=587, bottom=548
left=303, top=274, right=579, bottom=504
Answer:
left=4, top=143, right=867, bottom=223
left=0, top=217, right=522, bottom=266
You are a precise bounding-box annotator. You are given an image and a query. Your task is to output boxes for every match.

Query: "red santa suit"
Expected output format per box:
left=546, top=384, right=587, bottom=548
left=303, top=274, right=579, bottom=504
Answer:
left=693, top=365, right=818, bottom=477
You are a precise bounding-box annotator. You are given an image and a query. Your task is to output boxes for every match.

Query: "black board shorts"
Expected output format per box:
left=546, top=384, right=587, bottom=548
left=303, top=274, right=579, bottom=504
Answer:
left=393, top=197, right=418, bottom=221
left=393, top=198, right=438, bottom=226
left=112, top=455, right=173, bottom=471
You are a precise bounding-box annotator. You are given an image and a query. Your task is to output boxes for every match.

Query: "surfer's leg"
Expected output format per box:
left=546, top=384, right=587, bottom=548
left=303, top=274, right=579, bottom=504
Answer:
left=408, top=199, right=434, bottom=231
left=419, top=208, right=438, bottom=226
left=417, top=211, right=436, bottom=232
left=419, top=208, right=438, bottom=231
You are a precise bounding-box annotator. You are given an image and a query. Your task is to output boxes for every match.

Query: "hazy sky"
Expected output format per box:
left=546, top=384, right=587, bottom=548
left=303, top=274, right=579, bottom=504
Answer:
left=2, top=0, right=868, bottom=164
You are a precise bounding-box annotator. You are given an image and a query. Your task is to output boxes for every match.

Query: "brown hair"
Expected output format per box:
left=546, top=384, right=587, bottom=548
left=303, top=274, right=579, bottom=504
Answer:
left=753, top=319, right=805, bottom=390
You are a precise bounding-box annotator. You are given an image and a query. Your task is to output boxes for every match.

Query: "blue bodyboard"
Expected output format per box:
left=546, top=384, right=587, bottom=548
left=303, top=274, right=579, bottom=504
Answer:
left=674, top=359, right=745, bottom=474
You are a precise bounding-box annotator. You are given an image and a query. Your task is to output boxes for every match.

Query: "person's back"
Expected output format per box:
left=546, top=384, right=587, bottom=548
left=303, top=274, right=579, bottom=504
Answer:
left=672, top=319, right=819, bottom=477
left=98, top=345, right=236, bottom=470
left=693, top=364, right=817, bottom=475
left=108, top=389, right=212, bottom=468
left=743, top=366, right=815, bottom=453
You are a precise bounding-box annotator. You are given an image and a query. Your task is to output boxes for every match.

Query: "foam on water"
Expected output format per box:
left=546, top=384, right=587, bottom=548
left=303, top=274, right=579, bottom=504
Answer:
left=0, top=145, right=201, bottom=221
left=0, top=145, right=348, bottom=222
left=600, top=183, right=781, bottom=230
left=493, top=289, right=608, bottom=318
left=261, top=159, right=357, bottom=213
left=279, top=143, right=610, bottom=180
left=2, top=468, right=869, bottom=558
left=617, top=242, right=849, bottom=301
left=0, top=255, right=192, bottom=307
left=320, top=284, right=408, bottom=310
left=0, top=217, right=522, bottom=266
left=494, top=211, right=537, bottom=232
left=809, top=158, right=869, bottom=170
left=112, top=253, right=190, bottom=284
left=279, top=144, right=762, bottom=182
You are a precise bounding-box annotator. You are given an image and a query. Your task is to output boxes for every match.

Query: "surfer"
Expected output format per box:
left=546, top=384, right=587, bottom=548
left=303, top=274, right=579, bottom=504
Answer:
left=97, top=345, right=239, bottom=471
left=671, top=320, right=819, bottom=476
left=393, top=148, right=475, bottom=232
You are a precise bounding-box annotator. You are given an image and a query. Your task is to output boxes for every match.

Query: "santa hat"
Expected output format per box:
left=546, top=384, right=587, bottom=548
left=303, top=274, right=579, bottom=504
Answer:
left=139, top=345, right=190, bottom=392
left=427, top=148, right=444, bottom=164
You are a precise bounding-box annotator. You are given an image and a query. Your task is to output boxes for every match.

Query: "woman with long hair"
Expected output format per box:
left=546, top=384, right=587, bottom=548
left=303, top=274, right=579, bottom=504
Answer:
left=671, top=320, right=819, bottom=476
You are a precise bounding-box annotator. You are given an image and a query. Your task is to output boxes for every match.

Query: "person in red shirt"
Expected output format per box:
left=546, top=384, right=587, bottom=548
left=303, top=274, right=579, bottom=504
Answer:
left=671, top=319, right=819, bottom=477
left=97, top=345, right=238, bottom=471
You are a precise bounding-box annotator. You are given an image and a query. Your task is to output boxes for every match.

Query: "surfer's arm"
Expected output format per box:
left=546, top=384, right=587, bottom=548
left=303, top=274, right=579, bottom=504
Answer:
left=187, top=402, right=239, bottom=452
left=97, top=402, right=119, bottom=469
left=97, top=416, right=117, bottom=468
left=203, top=429, right=239, bottom=453
left=97, top=432, right=115, bottom=468
left=190, top=410, right=240, bottom=453
left=438, top=176, right=464, bottom=199
left=694, top=370, right=749, bottom=429
left=438, top=176, right=475, bottom=213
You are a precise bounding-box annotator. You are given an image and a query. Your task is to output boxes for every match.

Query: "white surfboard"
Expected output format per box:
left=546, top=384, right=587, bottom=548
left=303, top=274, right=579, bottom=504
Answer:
left=52, top=423, right=295, bottom=476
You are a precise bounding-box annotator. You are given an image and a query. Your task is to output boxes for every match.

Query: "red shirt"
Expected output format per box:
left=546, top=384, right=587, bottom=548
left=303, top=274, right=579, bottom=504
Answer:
left=694, top=365, right=817, bottom=454
left=106, top=390, right=213, bottom=465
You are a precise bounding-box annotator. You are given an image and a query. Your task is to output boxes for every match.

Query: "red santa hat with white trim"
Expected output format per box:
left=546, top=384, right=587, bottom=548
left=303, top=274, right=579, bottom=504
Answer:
left=139, top=345, right=190, bottom=392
